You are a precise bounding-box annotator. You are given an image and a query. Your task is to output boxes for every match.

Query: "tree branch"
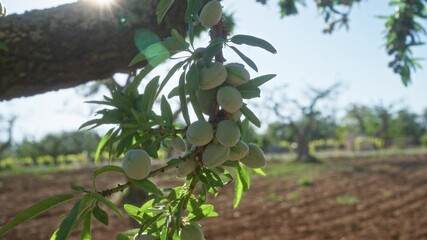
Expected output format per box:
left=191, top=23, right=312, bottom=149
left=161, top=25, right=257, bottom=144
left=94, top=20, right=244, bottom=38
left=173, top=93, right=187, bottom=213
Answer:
left=0, top=0, right=188, bottom=101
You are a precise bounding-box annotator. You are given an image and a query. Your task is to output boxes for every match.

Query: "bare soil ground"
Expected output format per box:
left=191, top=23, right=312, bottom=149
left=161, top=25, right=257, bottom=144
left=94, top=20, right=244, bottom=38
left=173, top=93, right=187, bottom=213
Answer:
left=1, top=154, right=427, bottom=240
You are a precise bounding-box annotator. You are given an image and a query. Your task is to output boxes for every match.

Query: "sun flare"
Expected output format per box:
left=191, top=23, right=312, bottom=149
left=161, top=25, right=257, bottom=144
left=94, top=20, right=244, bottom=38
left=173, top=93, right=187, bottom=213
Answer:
left=89, top=0, right=115, bottom=6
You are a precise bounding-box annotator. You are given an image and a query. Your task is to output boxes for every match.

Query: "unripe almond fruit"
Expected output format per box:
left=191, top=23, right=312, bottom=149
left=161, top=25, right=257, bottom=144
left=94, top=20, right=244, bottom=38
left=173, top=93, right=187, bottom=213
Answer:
left=225, top=63, right=250, bottom=86
left=202, top=143, right=230, bottom=168
left=240, top=143, right=266, bottom=168
left=180, top=222, right=205, bottom=240
left=229, top=141, right=249, bottom=160
left=200, top=62, right=227, bottom=90
left=186, top=121, right=214, bottom=146
left=229, top=110, right=242, bottom=121
left=171, top=136, right=187, bottom=152
left=197, top=88, right=217, bottom=115
left=134, top=234, right=157, bottom=240
left=122, top=150, right=151, bottom=180
left=176, top=159, right=196, bottom=178
left=199, top=0, right=222, bottom=28
left=217, top=86, right=243, bottom=113
left=216, top=120, right=241, bottom=147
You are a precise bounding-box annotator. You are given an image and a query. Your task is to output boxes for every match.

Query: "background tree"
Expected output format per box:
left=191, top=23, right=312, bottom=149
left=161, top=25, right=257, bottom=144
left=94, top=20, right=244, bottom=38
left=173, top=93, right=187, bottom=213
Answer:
left=267, top=82, right=341, bottom=162
left=390, top=108, right=424, bottom=146
left=374, top=103, right=395, bottom=147
left=0, top=115, right=15, bottom=157
left=14, top=131, right=100, bottom=165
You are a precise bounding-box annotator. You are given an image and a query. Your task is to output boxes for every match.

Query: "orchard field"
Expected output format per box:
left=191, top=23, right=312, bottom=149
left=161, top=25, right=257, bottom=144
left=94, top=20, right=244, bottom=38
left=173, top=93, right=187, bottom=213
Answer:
left=2, top=151, right=427, bottom=240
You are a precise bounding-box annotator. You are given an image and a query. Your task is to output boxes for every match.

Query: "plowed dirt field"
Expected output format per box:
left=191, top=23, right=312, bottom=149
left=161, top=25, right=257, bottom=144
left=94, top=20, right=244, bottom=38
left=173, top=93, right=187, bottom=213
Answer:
left=1, top=154, right=427, bottom=240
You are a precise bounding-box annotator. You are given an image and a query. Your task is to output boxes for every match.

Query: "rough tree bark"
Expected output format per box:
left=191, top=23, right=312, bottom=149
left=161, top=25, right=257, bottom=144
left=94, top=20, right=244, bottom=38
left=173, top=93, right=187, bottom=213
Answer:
left=0, top=0, right=188, bottom=101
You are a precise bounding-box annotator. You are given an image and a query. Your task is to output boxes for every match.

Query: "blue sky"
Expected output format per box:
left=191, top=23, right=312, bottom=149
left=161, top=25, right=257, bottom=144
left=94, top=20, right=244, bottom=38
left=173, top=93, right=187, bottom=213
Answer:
left=1, top=0, right=427, bottom=141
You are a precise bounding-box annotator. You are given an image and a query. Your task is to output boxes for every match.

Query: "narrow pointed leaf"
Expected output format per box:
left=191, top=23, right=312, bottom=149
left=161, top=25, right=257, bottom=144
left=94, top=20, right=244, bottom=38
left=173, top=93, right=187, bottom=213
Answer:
left=185, top=0, right=203, bottom=22
left=141, top=76, right=160, bottom=112
left=229, top=46, right=258, bottom=72
left=231, top=34, right=277, bottom=53
left=156, top=59, right=187, bottom=98
left=240, top=105, right=261, bottom=128
left=52, top=198, right=83, bottom=240
left=253, top=168, right=267, bottom=176
left=156, top=0, right=175, bottom=23
left=178, top=73, right=191, bottom=125
left=93, top=205, right=109, bottom=226
left=81, top=212, right=92, bottom=240
left=0, top=194, right=74, bottom=237
left=94, top=129, right=113, bottom=163
left=250, top=74, right=277, bottom=87
left=91, top=193, right=123, bottom=217
left=188, top=88, right=205, bottom=121
left=161, top=96, right=174, bottom=125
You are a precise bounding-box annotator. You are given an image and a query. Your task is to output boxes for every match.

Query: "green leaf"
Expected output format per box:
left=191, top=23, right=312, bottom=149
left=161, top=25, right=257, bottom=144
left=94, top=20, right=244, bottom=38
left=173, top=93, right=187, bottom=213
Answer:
left=233, top=163, right=250, bottom=208
left=93, top=165, right=125, bottom=191
left=116, top=229, right=139, bottom=240
left=236, top=83, right=261, bottom=99
left=156, top=59, right=187, bottom=99
left=70, top=183, right=89, bottom=193
left=156, top=0, right=175, bottom=24
left=188, top=88, right=205, bottom=121
left=123, top=204, right=144, bottom=222
left=93, top=205, right=109, bottom=226
left=130, top=178, right=164, bottom=196
left=168, top=86, right=180, bottom=98
left=91, top=193, right=123, bottom=217
left=128, top=66, right=155, bottom=93
left=171, top=29, right=189, bottom=49
left=234, top=172, right=243, bottom=208
left=178, top=72, right=191, bottom=125
left=253, top=168, right=267, bottom=176
left=94, top=129, right=113, bottom=164
left=188, top=18, right=195, bottom=46
left=186, top=63, right=200, bottom=91
left=175, top=198, right=186, bottom=230
left=161, top=96, right=174, bottom=126
left=187, top=204, right=218, bottom=221
left=203, top=169, right=225, bottom=187
left=0, top=194, right=74, bottom=237
left=203, top=38, right=224, bottom=64
left=185, top=0, right=203, bottom=22
left=129, top=52, right=147, bottom=67
left=141, top=76, right=160, bottom=112
left=81, top=212, right=92, bottom=240
left=240, top=119, right=250, bottom=142
left=237, top=163, right=250, bottom=191
left=52, top=198, right=84, bottom=240
left=229, top=46, right=258, bottom=72
left=250, top=74, right=277, bottom=87
left=116, top=234, right=131, bottom=240
left=0, top=42, right=8, bottom=51
left=240, top=105, right=261, bottom=128
left=230, top=34, right=277, bottom=54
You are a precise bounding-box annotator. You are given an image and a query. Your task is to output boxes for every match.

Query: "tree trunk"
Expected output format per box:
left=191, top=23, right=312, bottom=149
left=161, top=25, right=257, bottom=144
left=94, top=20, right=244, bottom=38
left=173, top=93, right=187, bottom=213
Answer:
left=295, top=136, right=317, bottom=162
left=0, top=0, right=187, bottom=101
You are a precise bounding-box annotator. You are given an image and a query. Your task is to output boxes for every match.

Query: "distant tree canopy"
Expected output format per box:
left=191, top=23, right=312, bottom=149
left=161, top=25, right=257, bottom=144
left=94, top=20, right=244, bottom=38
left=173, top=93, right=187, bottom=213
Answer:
left=264, top=98, right=427, bottom=153
left=12, top=131, right=101, bottom=164
left=0, top=0, right=426, bottom=100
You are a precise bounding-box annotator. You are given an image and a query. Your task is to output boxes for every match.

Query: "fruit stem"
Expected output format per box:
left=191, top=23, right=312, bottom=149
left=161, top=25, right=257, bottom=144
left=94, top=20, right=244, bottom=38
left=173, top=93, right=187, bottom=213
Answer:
left=98, top=152, right=196, bottom=197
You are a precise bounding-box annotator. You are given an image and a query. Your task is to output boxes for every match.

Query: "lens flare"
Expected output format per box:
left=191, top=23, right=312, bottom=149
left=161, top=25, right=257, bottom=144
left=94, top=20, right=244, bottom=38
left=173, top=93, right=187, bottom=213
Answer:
left=90, top=0, right=114, bottom=6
